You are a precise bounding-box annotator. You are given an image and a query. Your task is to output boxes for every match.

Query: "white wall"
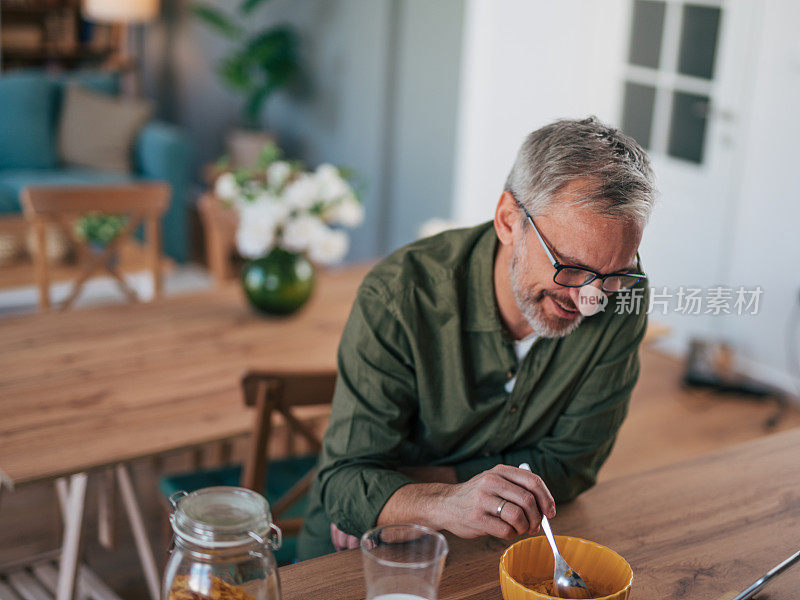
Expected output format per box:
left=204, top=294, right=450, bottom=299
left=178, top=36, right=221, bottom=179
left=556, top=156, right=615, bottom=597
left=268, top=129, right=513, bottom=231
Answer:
left=452, top=0, right=629, bottom=223
left=384, top=0, right=465, bottom=251
left=451, top=0, right=800, bottom=394
left=722, top=0, right=800, bottom=391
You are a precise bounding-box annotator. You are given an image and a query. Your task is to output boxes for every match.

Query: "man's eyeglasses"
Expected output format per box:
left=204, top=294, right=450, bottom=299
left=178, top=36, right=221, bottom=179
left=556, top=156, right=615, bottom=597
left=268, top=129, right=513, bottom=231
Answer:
left=516, top=200, right=646, bottom=293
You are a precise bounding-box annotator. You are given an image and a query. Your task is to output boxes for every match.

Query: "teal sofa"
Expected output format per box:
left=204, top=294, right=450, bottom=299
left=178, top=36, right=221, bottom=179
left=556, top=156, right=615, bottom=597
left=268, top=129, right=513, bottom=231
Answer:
left=0, top=70, right=192, bottom=262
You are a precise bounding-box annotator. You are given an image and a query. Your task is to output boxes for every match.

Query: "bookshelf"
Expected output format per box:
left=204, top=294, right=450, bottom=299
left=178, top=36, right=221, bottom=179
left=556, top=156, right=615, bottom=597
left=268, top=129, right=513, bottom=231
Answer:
left=1, top=0, right=116, bottom=71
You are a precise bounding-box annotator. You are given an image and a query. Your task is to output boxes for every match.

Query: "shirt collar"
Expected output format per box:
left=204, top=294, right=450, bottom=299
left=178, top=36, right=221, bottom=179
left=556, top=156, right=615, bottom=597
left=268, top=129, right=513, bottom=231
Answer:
left=463, top=222, right=506, bottom=332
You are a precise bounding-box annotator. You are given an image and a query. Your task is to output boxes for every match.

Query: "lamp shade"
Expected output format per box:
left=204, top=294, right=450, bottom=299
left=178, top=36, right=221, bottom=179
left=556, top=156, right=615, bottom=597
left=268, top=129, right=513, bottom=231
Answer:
left=83, top=0, right=160, bottom=23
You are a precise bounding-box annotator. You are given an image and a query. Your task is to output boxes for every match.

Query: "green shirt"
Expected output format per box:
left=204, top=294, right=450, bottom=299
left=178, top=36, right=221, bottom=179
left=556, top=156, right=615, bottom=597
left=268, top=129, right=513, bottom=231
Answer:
left=297, top=222, right=647, bottom=560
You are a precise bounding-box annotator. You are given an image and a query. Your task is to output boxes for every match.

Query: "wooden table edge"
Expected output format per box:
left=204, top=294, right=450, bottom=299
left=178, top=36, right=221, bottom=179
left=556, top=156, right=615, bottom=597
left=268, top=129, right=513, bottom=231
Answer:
left=2, top=430, right=251, bottom=490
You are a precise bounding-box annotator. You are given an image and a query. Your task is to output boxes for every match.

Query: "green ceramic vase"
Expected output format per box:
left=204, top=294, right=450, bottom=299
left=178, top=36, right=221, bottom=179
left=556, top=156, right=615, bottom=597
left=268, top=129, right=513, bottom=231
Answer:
left=242, top=248, right=315, bottom=315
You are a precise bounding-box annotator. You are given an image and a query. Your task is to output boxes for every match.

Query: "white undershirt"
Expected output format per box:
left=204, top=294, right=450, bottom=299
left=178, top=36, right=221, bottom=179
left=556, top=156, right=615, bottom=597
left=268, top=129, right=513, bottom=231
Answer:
left=505, top=333, right=539, bottom=393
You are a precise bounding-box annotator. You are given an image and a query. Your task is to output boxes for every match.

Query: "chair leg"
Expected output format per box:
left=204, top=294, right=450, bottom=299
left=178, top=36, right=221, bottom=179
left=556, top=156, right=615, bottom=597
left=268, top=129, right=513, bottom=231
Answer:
left=116, top=464, right=160, bottom=600
left=56, top=473, right=88, bottom=600
left=32, top=220, right=51, bottom=311
left=97, top=469, right=116, bottom=550
left=191, top=447, right=204, bottom=470
left=54, top=477, right=69, bottom=551
left=55, top=477, right=69, bottom=521
left=162, top=510, right=174, bottom=559
left=218, top=440, right=233, bottom=465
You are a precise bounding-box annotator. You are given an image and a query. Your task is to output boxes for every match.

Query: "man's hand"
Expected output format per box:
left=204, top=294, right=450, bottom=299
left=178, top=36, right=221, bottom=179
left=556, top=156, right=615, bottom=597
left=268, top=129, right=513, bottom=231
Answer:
left=378, top=464, right=556, bottom=541
left=436, top=464, right=556, bottom=539
left=331, top=522, right=360, bottom=551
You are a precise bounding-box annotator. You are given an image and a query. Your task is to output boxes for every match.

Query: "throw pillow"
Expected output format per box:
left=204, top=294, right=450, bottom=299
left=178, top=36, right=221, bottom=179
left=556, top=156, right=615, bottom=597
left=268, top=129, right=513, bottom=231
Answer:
left=58, top=84, right=152, bottom=173
left=53, top=70, right=121, bottom=117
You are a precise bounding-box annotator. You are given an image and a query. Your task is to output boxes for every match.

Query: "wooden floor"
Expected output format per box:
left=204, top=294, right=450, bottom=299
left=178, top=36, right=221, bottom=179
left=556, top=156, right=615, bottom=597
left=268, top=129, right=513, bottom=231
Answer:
left=599, top=349, right=800, bottom=481
left=0, top=347, right=797, bottom=599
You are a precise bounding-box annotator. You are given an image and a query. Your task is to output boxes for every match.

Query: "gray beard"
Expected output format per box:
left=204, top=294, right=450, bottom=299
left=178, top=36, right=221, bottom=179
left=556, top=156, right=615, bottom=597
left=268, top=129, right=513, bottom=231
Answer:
left=509, top=235, right=583, bottom=339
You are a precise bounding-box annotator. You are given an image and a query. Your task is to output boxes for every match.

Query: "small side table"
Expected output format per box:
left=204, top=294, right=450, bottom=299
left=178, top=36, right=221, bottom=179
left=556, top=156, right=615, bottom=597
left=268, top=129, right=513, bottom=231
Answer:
left=197, top=193, right=238, bottom=285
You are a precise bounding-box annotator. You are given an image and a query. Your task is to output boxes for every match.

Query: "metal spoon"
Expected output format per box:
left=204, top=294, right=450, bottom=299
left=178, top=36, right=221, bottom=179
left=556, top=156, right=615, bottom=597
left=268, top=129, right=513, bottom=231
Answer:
left=519, top=463, right=590, bottom=599
left=728, top=548, right=800, bottom=600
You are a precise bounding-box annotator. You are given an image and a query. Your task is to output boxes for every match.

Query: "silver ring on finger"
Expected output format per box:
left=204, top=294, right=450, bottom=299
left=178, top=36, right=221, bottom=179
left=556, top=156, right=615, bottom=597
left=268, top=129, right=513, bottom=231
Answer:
left=496, top=499, right=508, bottom=518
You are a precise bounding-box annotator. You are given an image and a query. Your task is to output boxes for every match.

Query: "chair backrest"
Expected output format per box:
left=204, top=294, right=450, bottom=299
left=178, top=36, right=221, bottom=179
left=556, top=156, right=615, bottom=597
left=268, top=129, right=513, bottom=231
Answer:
left=197, top=192, right=238, bottom=285
left=22, top=183, right=169, bottom=311
left=240, top=370, right=337, bottom=535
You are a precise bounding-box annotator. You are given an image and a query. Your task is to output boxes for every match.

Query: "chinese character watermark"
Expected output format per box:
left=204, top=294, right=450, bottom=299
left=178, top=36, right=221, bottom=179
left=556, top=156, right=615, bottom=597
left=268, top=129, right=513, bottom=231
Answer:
left=613, top=286, right=762, bottom=316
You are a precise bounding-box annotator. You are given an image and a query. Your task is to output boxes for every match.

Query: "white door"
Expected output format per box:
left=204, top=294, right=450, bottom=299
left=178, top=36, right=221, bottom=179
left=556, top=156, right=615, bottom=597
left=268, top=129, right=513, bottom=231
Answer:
left=619, top=0, right=761, bottom=342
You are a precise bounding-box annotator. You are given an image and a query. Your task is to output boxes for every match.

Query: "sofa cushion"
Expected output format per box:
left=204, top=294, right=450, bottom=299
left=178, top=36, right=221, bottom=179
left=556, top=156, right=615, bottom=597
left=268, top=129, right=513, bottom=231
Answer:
left=0, top=168, right=137, bottom=214
left=58, top=84, right=153, bottom=174
left=52, top=70, right=121, bottom=122
left=0, top=74, right=58, bottom=170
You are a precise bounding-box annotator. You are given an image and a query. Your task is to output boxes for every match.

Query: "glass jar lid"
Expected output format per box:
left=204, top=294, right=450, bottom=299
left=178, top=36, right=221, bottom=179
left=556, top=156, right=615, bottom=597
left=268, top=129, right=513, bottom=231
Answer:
left=170, top=486, right=273, bottom=549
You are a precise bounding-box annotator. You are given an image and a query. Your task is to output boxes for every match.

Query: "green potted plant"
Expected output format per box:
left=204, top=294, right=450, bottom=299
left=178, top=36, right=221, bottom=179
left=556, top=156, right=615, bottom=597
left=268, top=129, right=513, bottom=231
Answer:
left=74, top=212, right=127, bottom=267
left=193, top=0, right=302, bottom=167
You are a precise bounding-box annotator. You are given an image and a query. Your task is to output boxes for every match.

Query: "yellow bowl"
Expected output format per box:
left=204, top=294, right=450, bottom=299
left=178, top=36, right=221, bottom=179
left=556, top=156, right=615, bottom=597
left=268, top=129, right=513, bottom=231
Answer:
left=499, top=535, right=633, bottom=600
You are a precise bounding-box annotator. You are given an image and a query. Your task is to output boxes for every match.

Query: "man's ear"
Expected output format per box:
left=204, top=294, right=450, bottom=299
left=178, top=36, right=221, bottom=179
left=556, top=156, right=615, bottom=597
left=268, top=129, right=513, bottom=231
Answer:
left=494, top=190, right=520, bottom=247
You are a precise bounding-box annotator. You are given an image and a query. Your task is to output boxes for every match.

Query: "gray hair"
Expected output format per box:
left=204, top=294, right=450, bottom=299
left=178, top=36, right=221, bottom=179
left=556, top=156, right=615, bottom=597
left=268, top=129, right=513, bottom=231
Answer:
left=504, top=116, right=656, bottom=225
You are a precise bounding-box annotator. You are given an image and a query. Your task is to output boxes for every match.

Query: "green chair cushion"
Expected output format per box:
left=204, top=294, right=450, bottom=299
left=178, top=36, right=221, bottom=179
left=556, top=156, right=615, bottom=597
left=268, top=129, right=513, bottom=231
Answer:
left=159, top=454, right=318, bottom=565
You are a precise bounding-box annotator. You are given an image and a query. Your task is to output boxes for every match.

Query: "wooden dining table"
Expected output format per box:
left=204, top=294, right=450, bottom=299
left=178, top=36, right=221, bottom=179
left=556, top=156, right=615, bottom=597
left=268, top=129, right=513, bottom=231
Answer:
left=0, top=262, right=372, bottom=600
left=0, top=262, right=371, bottom=486
left=279, top=426, right=800, bottom=600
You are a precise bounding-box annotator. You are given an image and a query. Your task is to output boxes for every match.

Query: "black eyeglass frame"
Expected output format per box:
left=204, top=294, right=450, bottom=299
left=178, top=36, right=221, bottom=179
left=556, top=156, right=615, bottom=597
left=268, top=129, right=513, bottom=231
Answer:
left=515, top=200, right=646, bottom=293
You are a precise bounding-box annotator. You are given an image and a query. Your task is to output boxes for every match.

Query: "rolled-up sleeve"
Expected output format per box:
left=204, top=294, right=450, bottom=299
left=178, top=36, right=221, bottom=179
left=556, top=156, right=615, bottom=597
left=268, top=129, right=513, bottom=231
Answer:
left=316, top=282, right=417, bottom=536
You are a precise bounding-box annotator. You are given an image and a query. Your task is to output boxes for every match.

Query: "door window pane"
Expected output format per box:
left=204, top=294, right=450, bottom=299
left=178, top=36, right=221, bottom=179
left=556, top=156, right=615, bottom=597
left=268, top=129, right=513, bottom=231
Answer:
left=677, top=5, right=721, bottom=79
left=668, top=91, right=709, bottom=163
left=621, top=82, right=656, bottom=149
left=628, top=0, right=666, bottom=68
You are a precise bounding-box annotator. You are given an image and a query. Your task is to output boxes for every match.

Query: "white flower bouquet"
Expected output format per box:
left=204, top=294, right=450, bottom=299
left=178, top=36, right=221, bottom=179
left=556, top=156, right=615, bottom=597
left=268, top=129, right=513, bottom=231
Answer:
left=214, top=144, right=364, bottom=265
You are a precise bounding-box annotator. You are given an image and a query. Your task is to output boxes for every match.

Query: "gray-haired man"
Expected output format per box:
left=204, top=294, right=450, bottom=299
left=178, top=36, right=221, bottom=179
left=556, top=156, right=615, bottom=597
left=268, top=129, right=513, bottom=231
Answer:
left=297, top=116, right=655, bottom=559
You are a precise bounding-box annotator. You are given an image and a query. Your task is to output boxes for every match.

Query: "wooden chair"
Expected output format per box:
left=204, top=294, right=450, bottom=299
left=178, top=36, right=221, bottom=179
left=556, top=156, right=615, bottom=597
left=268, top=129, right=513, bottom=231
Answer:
left=197, top=192, right=238, bottom=285
left=22, top=183, right=169, bottom=311
left=159, top=370, right=336, bottom=563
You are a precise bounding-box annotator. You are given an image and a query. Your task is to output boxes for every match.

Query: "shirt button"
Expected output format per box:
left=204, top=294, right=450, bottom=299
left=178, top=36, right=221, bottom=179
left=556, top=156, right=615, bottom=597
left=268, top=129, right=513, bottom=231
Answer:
left=509, top=405, right=518, bottom=414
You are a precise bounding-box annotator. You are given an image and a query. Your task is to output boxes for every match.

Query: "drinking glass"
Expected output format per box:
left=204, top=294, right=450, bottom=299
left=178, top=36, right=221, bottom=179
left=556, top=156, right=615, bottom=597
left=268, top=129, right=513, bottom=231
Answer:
left=361, top=524, right=449, bottom=600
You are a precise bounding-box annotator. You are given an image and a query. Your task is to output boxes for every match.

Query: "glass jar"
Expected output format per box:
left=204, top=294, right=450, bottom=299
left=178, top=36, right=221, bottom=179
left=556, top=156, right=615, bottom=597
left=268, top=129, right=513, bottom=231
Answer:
left=164, top=487, right=283, bottom=600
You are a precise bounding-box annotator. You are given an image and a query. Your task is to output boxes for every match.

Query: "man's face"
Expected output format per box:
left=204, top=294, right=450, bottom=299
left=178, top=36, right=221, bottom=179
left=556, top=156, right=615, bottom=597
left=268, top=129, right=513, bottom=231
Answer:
left=509, top=181, right=643, bottom=338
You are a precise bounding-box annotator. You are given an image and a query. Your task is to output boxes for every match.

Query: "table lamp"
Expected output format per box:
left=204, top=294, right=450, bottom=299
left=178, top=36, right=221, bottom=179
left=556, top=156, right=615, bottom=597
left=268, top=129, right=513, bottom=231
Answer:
left=83, top=0, right=160, bottom=23
left=82, top=0, right=160, bottom=85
